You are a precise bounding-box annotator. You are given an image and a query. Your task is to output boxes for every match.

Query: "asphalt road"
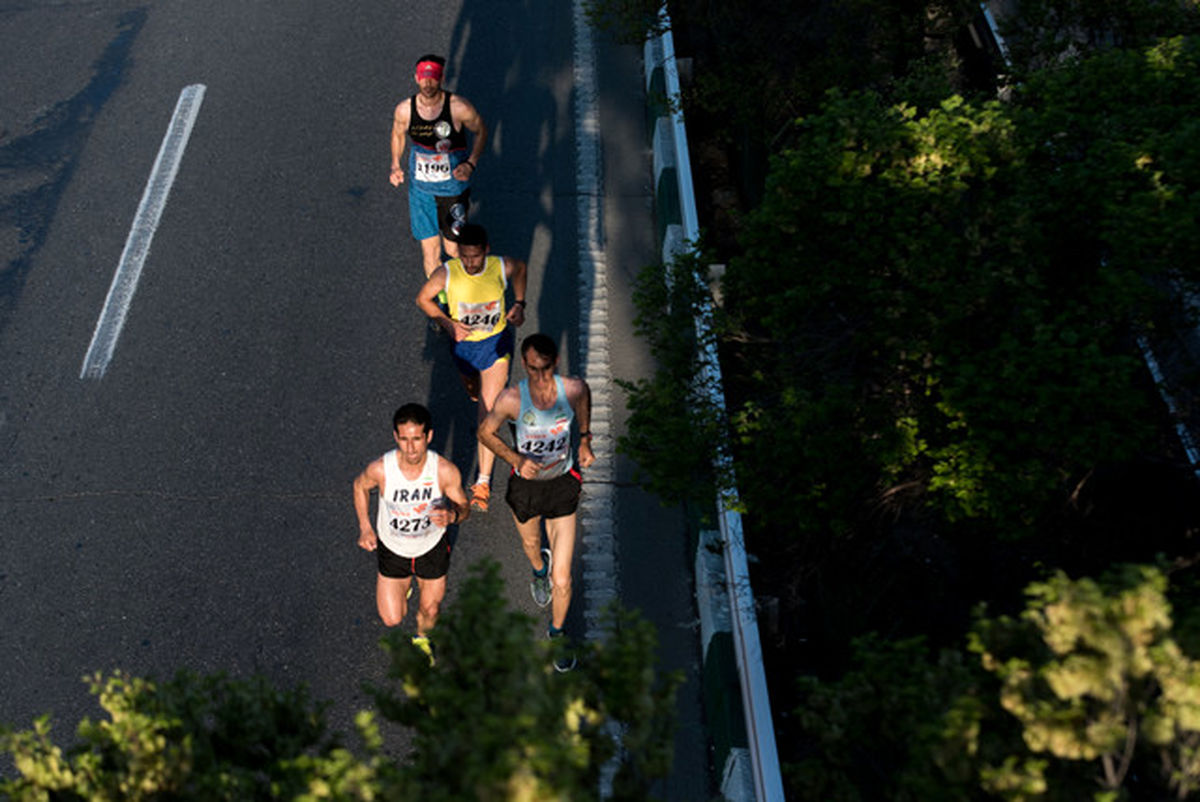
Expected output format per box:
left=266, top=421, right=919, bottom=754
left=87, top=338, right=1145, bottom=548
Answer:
left=0, top=0, right=574, bottom=732
left=0, top=2, right=708, bottom=797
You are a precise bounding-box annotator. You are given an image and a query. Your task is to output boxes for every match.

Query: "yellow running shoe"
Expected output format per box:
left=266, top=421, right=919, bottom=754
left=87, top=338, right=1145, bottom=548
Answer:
left=411, top=635, right=435, bottom=666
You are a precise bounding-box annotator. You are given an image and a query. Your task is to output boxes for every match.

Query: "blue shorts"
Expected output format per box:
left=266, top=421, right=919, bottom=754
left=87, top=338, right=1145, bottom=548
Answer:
left=452, top=327, right=514, bottom=376
left=409, top=187, right=471, bottom=242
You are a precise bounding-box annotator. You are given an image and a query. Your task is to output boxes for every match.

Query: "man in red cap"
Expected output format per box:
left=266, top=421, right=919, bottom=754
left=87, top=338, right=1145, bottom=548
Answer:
left=390, top=54, right=488, bottom=278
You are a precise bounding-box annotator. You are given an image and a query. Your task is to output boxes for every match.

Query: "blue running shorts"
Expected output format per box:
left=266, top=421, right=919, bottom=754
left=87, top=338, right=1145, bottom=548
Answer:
left=452, top=327, right=514, bottom=376
left=409, top=187, right=471, bottom=241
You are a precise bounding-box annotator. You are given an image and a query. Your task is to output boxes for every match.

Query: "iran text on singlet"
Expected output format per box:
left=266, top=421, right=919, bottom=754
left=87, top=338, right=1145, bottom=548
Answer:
left=514, top=377, right=574, bottom=479
left=376, top=449, right=445, bottom=557
left=407, top=92, right=468, bottom=188
left=445, top=254, right=509, bottom=341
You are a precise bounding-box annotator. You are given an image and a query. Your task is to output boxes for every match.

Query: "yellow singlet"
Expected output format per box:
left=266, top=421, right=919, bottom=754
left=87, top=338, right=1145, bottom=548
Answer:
left=444, top=255, right=508, bottom=343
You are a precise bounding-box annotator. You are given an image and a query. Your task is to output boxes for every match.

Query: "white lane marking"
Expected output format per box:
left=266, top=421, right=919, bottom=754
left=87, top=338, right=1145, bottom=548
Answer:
left=81, top=84, right=207, bottom=380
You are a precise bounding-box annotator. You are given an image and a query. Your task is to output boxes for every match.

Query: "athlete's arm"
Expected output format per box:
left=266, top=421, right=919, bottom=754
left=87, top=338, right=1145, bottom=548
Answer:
left=352, top=459, right=385, bottom=551
left=479, top=388, right=534, bottom=476
left=504, top=258, right=528, bottom=326
left=390, top=102, right=410, bottom=186
left=434, top=457, right=470, bottom=528
left=567, top=378, right=596, bottom=469
left=450, top=95, right=488, bottom=181
left=416, top=266, right=472, bottom=341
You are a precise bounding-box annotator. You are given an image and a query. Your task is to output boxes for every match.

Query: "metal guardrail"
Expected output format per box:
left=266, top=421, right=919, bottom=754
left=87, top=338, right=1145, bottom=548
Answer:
left=653, top=9, right=786, bottom=801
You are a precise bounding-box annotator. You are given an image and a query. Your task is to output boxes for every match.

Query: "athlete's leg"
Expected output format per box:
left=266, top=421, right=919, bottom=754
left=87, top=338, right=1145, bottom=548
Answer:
left=475, top=357, right=511, bottom=483
left=442, top=235, right=459, bottom=261
left=414, top=575, right=447, bottom=636
left=457, top=370, right=481, bottom=402
left=544, top=513, right=577, bottom=630
left=376, top=574, right=412, bottom=627
left=513, top=511, right=546, bottom=571
left=419, top=235, right=442, bottom=278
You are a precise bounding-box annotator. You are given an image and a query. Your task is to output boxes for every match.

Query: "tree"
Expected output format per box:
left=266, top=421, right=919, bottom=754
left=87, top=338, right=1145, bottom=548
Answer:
left=1, top=559, right=679, bottom=802
left=996, top=0, right=1200, bottom=75
left=788, top=634, right=982, bottom=802
left=0, top=671, right=378, bottom=801
left=970, top=564, right=1200, bottom=800
left=626, top=35, right=1200, bottom=541
left=785, top=564, right=1200, bottom=801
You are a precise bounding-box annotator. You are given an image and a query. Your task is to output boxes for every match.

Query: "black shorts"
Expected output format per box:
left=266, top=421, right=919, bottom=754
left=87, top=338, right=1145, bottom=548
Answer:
left=377, top=531, right=452, bottom=579
left=435, top=189, right=471, bottom=242
left=506, top=470, right=582, bottom=523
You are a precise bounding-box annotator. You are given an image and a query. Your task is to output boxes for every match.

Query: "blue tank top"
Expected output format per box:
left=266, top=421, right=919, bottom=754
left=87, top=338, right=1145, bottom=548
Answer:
left=515, top=377, right=574, bottom=479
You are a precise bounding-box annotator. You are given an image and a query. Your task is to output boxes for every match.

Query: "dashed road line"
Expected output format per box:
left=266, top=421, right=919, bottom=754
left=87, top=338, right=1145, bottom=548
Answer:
left=81, top=83, right=206, bottom=380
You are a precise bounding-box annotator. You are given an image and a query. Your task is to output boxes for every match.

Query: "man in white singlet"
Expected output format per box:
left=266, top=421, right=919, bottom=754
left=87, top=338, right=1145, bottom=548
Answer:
left=478, top=334, right=594, bottom=671
left=353, top=403, right=470, bottom=657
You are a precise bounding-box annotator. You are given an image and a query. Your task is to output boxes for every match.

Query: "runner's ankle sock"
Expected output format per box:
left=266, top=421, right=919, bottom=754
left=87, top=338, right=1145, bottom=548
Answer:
left=548, top=624, right=564, bottom=637
left=533, top=561, right=548, bottom=578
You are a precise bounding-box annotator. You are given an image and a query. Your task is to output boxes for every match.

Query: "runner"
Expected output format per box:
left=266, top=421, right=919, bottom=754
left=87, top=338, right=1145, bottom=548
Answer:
left=353, top=403, right=470, bottom=661
left=416, top=223, right=526, bottom=513
left=477, top=333, right=594, bottom=671
left=389, top=54, right=488, bottom=277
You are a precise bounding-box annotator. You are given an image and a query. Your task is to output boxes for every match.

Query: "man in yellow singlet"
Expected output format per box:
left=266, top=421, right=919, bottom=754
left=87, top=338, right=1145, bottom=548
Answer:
left=416, top=224, right=527, bottom=513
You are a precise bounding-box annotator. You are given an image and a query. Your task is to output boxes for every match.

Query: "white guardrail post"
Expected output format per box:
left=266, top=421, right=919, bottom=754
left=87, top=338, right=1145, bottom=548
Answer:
left=645, top=7, right=786, bottom=800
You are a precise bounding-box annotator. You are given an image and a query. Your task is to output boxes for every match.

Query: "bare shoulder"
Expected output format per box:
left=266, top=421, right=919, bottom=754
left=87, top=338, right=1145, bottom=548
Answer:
left=491, top=384, right=522, bottom=418
left=393, top=98, right=411, bottom=123
left=562, top=375, right=590, bottom=399
left=450, top=93, right=481, bottom=122
left=420, top=264, right=449, bottom=294
left=436, top=454, right=463, bottom=487
left=358, top=455, right=386, bottom=486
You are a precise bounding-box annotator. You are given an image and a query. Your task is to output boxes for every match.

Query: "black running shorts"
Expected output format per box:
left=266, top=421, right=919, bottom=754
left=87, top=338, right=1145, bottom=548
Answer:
left=377, top=531, right=452, bottom=579
left=505, top=470, right=582, bottom=523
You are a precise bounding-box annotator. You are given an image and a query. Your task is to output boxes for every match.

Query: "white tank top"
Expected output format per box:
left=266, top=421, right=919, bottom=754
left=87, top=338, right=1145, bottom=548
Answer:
left=515, top=377, right=574, bottom=479
left=376, top=449, right=445, bottom=557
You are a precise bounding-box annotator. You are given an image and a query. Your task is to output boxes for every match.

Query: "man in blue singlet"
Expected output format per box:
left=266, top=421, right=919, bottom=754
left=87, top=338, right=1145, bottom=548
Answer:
left=389, top=54, right=488, bottom=277
left=478, top=334, right=595, bottom=671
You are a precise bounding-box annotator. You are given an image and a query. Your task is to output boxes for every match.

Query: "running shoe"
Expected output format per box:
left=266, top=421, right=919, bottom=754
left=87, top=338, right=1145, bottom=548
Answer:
left=548, top=626, right=576, bottom=673
left=435, top=289, right=450, bottom=316
left=530, top=547, right=552, bottom=608
left=470, top=482, right=490, bottom=513
left=411, top=635, right=435, bottom=666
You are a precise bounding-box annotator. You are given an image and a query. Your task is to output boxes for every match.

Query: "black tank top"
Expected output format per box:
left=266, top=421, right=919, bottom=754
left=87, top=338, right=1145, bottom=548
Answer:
left=408, top=92, right=468, bottom=151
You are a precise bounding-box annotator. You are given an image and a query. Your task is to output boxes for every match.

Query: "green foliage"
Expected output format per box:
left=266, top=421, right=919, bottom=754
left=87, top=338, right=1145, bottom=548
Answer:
left=1, top=560, right=679, bottom=802
left=616, top=251, right=728, bottom=511
left=716, top=35, right=1200, bottom=541
left=789, top=565, right=1200, bottom=801
left=971, top=564, right=1200, bottom=799
left=0, top=671, right=377, bottom=802
left=789, top=635, right=981, bottom=801
left=997, top=0, right=1200, bottom=75
left=583, top=0, right=669, bottom=44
